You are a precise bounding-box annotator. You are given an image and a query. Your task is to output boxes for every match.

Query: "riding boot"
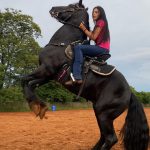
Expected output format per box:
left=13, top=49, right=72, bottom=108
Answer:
left=65, top=79, right=83, bottom=85
left=65, top=80, right=73, bottom=85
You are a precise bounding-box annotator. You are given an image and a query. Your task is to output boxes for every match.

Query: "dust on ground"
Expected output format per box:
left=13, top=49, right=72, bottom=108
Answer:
left=0, top=108, right=149, bottom=150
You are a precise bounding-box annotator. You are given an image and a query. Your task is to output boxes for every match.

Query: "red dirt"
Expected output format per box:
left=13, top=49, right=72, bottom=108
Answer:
left=0, top=109, right=149, bottom=150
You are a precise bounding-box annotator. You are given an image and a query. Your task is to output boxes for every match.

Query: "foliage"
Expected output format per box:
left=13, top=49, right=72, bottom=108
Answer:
left=36, top=81, right=85, bottom=103
left=130, top=86, right=150, bottom=104
left=0, top=8, right=82, bottom=106
left=0, top=86, right=24, bottom=102
left=0, top=8, right=41, bottom=88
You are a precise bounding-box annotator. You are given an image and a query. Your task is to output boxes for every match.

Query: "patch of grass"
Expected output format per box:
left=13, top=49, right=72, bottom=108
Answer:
left=48, top=102, right=93, bottom=111
left=0, top=101, right=149, bottom=112
left=0, top=101, right=30, bottom=112
left=0, top=101, right=93, bottom=112
left=143, top=104, right=150, bottom=107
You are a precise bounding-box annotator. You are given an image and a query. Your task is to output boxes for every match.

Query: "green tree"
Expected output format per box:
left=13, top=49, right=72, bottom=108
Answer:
left=130, top=86, right=150, bottom=104
left=0, top=8, right=41, bottom=88
left=36, top=81, right=76, bottom=103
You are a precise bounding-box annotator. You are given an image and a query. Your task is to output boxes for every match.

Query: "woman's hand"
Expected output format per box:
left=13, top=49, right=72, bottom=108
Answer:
left=79, top=22, right=101, bottom=41
left=79, top=22, right=87, bottom=31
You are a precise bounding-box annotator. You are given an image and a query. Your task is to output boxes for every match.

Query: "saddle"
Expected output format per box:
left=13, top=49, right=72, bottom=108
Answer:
left=65, top=44, right=116, bottom=76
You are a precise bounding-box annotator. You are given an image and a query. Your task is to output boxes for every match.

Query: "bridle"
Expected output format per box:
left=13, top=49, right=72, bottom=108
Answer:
left=49, top=5, right=89, bottom=47
left=50, top=5, right=88, bottom=29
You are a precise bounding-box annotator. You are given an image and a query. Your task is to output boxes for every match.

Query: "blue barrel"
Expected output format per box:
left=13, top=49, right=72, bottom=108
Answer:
left=51, top=105, right=56, bottom=111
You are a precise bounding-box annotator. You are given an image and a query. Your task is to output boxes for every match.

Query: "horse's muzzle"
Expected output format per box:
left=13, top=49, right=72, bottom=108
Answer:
left=49, top=9, right=59, bottom=18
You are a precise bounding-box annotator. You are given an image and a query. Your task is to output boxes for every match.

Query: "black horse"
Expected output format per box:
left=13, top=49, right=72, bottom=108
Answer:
left=21, top=0, right=149, bottom=150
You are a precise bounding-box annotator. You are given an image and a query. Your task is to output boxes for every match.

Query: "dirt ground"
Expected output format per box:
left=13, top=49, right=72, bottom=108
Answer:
left=0, top=108, right=149, bottom=150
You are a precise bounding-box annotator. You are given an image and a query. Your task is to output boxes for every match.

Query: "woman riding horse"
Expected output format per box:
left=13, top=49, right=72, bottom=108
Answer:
left=65, top=6, right=110, bottom=85
left=21, top=1, right=149, bottom=150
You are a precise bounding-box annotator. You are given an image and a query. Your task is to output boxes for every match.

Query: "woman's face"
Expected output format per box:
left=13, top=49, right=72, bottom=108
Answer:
left=92, top=8, right=100, bottom=21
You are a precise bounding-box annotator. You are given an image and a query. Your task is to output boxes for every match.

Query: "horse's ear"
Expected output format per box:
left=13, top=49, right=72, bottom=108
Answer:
left=86, top=7, right=88, bottom=11
left=79, top=0, right=82, bottom=6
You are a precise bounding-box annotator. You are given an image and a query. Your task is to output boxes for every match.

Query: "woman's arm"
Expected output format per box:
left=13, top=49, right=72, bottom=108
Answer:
left=79, top=22, right=101, bottom=41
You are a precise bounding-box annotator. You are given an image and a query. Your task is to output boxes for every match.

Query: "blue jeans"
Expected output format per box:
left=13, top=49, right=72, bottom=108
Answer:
left=72, top=44, right=109, bottom=80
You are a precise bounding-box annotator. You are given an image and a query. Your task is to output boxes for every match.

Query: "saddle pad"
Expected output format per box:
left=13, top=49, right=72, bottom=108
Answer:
left=65, top=45, right=73, bottom=60
left=84, top=61, right=116, bottom=76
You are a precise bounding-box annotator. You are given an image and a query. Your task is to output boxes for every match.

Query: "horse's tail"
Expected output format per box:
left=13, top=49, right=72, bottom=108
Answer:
left=121, top=93, right=149, bottom=150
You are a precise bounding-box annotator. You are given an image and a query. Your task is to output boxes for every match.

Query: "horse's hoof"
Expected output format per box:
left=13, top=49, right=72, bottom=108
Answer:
left=39, top=105, right=48, bottom=119
left=91, top=141, right=101, bottom=150
left=29, top=101, right=41, bottom=116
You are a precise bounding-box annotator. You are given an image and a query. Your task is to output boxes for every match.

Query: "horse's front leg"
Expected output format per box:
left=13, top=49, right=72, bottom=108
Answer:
left=23, top=77, right=49, bottom=119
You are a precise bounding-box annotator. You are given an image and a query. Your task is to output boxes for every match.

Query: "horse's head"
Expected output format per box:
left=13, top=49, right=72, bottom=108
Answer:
left=50, top=0, right=89, bottom=28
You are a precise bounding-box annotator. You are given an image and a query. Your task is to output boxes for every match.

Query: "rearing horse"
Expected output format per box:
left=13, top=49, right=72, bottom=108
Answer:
left=21, top=1, right=149, bottom=150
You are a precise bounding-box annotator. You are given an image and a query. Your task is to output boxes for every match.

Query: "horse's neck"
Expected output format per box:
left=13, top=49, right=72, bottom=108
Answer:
left=49, top=24, right=86, bottom=45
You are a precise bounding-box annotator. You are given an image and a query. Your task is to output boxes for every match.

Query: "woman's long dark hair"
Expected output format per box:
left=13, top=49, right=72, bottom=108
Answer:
left=93, top=6, right=110, bottom=42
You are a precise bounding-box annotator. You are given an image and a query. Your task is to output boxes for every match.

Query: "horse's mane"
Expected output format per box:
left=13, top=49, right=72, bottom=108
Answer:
left=69, top=3, right=85, bottom=9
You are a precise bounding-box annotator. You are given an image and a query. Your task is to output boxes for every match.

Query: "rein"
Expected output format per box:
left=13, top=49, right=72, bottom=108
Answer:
left=58, top=20, right=79, bottom=28
left=49, top=5, right=89, bottom=47
left=48, top=8, right=86, bottom=46
left=49, top=40, right=84, bottom=47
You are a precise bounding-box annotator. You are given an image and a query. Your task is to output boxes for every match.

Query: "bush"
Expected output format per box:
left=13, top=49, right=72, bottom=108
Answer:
left=36, top=81, right=76, bottom=103
left=130, top=86, right=150, bottom=104
left=0, top=86, right=24, bottom=103
left=136, top=92, right=150, bottom=104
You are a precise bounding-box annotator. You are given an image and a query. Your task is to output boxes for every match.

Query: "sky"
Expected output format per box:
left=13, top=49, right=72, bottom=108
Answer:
left=0, top=0, right=150, bottom=91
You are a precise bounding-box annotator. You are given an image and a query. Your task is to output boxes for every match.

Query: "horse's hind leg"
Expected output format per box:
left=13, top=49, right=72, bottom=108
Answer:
left=99, top=115, right=118, bottom=150
left=93, top=107, right=118, bottom=150
left=92, top=134, right=105, bottom=150
left=92, top=107, right=105, bottom=150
